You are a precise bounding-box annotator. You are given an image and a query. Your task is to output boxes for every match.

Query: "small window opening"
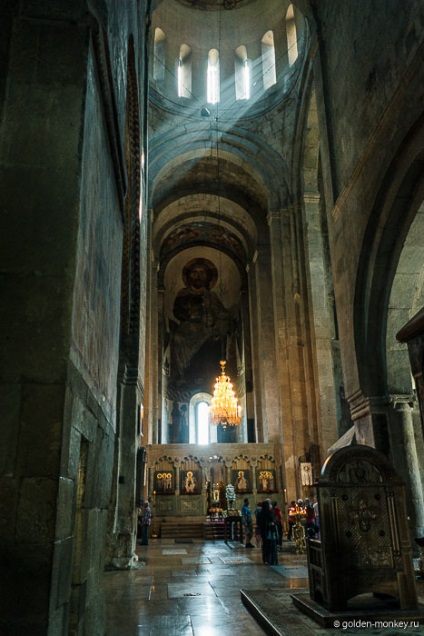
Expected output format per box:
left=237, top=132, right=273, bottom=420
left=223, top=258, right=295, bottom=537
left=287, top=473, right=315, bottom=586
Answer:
left=207, top=49, right=220, bottom=104
left=235, top=45, right=251, bottom=100
left=153, top=28, right=166, bottom=82
left=197, top=401, right=210, bottom=445
left=178, top=44, right=192, bottom=98
left=286, top=4, right=299, bottom=66
left=261, top=30, right=277, bottom=90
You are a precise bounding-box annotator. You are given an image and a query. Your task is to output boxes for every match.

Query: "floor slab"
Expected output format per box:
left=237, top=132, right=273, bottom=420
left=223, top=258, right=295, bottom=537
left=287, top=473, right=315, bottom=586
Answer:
left=104, top=538, right=424, bottom=636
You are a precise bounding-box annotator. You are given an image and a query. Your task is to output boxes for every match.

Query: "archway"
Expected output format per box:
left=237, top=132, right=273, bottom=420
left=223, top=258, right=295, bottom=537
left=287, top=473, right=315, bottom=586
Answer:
left=353, top=116, right=424, bottom=538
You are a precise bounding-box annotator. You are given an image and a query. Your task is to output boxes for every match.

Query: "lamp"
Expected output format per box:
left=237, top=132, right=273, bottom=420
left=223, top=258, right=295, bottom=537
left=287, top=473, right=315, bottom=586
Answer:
left=210, top=360, right=241, bottom=428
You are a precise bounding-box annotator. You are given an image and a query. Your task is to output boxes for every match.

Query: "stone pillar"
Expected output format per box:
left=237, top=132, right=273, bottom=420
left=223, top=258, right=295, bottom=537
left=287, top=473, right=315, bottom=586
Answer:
left=250, top=244, right=281, bottom=443
left=303, top=193, right=339, bottom=454
left=268, top=206, right=310, bottom=500
left=0, top=9, right=121, bottom=635
left=240, top=289, right=254, bottom=441
left=108, top=378, right=139, bottom=569
left=247, top=253, right=264, bottom=442
left=148, top=263, right=161, bottom=444
left=388, top=397, right=424, bottom=542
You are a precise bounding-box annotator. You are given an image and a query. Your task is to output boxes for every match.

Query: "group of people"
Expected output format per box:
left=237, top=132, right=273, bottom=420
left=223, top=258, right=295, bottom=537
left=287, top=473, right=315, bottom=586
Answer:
left=241, top=495, right=320, bottom=563
left=287, top=497, right=319, bottom=540
left=241, top=498, right=283, bottom=565
left=139, top=494, right=319, bottom=551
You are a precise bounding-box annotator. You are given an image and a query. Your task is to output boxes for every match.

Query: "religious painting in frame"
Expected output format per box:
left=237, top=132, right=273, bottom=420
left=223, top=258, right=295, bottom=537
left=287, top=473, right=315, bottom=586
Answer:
left=154, top=469, right=175, bottom=494
left=180, top=469, right=201, bottom=494
left=256, top=468, right=276, bottom=493
left=232, top=469, right=251, bottom=494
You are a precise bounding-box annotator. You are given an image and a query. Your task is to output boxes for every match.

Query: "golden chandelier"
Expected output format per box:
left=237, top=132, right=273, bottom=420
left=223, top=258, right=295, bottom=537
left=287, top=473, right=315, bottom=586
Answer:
left=210, top=360, right=241, bottom=428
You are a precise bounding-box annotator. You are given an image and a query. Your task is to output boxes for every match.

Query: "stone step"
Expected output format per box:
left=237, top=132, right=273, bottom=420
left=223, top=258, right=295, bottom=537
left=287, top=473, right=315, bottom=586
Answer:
left=158, top=520, right=227, bottom=540
left=203, top=521, right=225, bottom=540
left=160, top=522, right=204, bottom=539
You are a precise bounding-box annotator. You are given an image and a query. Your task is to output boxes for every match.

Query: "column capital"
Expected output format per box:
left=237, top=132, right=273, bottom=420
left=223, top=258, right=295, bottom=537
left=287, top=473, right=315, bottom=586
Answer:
left=388, top=394, right=416, bottom=411
left=347, top=391, right=417, bottom=417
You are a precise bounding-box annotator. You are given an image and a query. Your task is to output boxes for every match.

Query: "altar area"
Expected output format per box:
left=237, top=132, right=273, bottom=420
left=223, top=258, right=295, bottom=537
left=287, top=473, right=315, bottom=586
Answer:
left=143, top=443, right=283, bottom=537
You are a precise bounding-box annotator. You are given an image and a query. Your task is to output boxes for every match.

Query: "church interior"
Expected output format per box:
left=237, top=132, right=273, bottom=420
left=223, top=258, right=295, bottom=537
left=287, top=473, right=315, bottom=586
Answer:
left=2, top=0, right=424, bottom=633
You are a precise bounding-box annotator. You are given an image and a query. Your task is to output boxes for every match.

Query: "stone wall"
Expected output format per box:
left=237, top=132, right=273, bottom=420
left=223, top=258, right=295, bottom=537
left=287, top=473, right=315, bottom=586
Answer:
left=0, top=1, right=145, bottom=633
left=312, top=0, right=424, bottom=396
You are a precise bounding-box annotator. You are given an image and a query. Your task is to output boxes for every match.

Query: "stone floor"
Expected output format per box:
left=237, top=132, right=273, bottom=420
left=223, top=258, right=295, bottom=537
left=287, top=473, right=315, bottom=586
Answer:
left=103, top=538, right=424, bottom=636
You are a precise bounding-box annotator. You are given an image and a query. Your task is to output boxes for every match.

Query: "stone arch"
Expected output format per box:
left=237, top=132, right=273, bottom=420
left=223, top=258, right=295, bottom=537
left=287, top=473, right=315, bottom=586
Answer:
left=354, top=113, right=424, bottom=397
left=148, top=122, right=289, bottom=212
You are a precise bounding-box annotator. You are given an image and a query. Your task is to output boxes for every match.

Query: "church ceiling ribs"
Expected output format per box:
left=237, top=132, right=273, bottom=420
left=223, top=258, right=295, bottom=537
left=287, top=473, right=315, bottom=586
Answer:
left=160, top=221, right=246, bottom=268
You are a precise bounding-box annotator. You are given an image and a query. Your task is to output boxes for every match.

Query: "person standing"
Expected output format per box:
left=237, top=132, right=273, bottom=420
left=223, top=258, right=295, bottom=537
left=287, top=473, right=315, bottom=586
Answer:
left=287, top=500, right=296, bottom=541
left=241, top=498, right=254, bottom=548
left=272, top=500, right=283, bottom=550
left=140, top=501, right=152, bottom=546
left=304, top=498, right=316, bottom=538
left=254, top=502, right=263, bottom=547
left=313, top=497, right=320, bottom=538
left=257, top=500, right=278, bottom=565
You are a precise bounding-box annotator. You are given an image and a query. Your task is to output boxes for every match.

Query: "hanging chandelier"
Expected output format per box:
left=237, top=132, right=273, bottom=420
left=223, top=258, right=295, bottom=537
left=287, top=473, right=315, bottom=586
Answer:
left=210, top=360, right=241, bottom=428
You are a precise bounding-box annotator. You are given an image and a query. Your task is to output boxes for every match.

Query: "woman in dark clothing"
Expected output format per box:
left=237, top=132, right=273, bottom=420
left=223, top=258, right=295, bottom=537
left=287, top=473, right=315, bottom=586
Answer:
left=257, top=499, right=279, bottom=565
left=304, top=497, right=316, bottom=538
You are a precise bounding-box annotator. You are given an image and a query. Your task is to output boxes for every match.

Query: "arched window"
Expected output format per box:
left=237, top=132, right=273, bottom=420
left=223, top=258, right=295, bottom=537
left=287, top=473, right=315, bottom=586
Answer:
left=178, top=44, right=192, bottom=98
left=188, top=393, right=217, bottom=444
left=261, top=31, right=277, bottom=90
left=207, top=49, right=220, bottom=104
left=153, top=28, right=166, bottom=82
left=235, top=45, right=251, bottom=101
left=196, top=401, right=210, bottom=444
left=286, top=4, right=299, bottom=66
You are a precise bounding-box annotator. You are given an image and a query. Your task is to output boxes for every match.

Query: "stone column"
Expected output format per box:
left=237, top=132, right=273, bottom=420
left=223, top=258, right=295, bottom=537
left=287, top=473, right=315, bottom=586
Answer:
left=303, top=193, right=339, bottom=454
left=246, top=252, right=264, bottom=442
left=149, top=267, right=161, bottom=444
left=240, top=289, right=254, bottom=441
left=110, top=376, right=139, bottom=569
left=250, top=243, right=281, bottom=443
left=268, top=207, right=306, bottom=500
left=0, top=10, right=120, bottom=634
left=388, top=397, right=424, bottom=542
